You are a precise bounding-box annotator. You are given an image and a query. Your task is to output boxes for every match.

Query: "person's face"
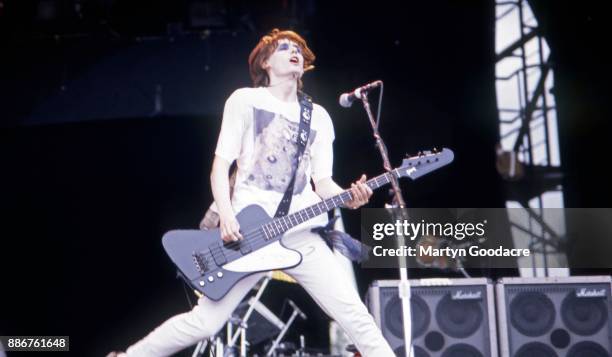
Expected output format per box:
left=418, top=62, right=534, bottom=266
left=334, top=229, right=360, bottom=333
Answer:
left=263, top=39, right=304, bottom=80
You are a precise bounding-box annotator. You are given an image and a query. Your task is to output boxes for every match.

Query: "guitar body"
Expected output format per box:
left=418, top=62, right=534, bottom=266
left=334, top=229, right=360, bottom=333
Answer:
left=162, top=205, right=302, bottom=301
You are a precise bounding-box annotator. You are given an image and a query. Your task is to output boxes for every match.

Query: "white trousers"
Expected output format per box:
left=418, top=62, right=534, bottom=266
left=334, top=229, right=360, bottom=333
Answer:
left=125, top=230, right=395, bottom=357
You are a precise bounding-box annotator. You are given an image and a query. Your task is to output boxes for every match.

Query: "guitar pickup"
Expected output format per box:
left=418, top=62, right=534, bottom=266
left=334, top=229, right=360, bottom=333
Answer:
left=239, top=240, right=252, bottom=255
left=209, top=243, right=228, bottom=265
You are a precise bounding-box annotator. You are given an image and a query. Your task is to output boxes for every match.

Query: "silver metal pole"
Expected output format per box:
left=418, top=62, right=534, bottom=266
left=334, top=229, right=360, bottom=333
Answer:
left=362, top=91, right=413, bottom=357
left=229, top=276, right=272, bottom=347
left=191, top=339, right=208, bottom=357
left=266, top=310, right=299, bottom=357
left=240, top=326, right=247, bottom=357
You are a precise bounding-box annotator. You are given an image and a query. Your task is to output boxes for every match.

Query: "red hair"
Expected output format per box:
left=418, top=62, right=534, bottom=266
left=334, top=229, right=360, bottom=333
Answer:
left=248, top=29, right=315, bottom=89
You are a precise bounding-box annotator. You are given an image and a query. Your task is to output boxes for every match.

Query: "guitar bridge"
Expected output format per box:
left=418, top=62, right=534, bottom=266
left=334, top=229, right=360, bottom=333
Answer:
left=192, top=252, right=209, bottom=274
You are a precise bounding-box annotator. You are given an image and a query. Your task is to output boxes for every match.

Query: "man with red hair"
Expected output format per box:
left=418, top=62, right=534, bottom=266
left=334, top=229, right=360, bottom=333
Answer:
left=110, top=29, right=394, bottom=357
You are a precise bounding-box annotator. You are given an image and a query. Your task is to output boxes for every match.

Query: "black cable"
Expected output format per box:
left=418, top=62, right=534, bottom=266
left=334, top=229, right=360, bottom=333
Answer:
left=180, top=273, right=195, bottom=309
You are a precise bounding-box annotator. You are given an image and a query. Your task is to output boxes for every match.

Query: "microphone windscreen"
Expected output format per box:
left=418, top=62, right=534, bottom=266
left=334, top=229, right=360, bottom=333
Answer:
left=339, top=93, right=353, bottom=108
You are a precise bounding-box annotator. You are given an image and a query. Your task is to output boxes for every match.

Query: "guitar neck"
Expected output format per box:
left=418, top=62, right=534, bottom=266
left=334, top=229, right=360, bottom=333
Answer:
left=262, top=170, right=398, bottom=237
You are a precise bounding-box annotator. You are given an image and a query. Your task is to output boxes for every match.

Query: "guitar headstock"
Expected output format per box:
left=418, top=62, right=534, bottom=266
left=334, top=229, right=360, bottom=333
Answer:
left=396, top=148, right=454, bottom=180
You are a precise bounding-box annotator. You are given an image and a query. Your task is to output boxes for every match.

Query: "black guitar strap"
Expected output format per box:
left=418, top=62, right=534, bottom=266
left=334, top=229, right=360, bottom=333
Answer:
left=274, top=92, right=313, bottom=218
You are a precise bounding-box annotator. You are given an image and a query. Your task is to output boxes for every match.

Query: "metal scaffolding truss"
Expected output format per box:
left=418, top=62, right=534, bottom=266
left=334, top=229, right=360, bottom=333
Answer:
left=495, top=0, right=567, bottom=277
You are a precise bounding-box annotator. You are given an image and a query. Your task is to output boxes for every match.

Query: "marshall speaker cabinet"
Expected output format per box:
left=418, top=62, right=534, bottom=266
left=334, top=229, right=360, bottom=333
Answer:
left=367, top=278, right=498, bottom=357
left=495, top=276, right=612, bottom=357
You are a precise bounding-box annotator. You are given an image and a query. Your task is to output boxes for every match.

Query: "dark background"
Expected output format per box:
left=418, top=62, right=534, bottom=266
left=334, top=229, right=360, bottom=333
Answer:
left=0, top=0, right=610, bottom=355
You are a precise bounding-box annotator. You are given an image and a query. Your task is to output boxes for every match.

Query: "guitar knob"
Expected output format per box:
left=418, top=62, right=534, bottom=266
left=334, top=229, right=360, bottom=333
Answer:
left=208, top=276, right=214, bottom=282
left=199, top=281, right=205, bottom=287
left=217, top=272, right=224, bottom=278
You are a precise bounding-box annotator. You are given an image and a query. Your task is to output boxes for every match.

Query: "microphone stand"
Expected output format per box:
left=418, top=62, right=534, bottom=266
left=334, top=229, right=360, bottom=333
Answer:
left=359, top=90, right=414, bottom=357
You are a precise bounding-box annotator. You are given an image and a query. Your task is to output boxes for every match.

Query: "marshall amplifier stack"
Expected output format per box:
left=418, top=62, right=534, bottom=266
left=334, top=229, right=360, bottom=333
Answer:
left=496, top=276, right=611, bottom=357
left=367, top=276, right=612, bottom=357
left=367, top=278, right=498, bottom=357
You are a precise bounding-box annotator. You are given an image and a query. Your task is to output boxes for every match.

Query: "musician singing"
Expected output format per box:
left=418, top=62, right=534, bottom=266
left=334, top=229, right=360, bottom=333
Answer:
left=108, top=29, right=395, bottom=357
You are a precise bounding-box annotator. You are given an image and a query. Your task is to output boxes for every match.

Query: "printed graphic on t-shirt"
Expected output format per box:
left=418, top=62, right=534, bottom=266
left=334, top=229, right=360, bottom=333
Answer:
left=245, top=108, right=317, bottom=193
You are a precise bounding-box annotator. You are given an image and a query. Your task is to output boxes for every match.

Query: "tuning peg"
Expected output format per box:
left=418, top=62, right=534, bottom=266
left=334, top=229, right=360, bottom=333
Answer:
left=433, top=147, right=439, bottom=153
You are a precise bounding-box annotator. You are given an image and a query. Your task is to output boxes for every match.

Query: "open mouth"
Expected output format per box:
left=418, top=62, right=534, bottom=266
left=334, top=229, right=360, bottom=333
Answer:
left=289, top=56, right=299, bottom=64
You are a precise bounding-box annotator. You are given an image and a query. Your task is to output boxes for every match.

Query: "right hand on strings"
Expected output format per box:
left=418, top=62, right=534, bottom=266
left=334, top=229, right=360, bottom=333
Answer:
left=219, top=213, right=243, bottom=243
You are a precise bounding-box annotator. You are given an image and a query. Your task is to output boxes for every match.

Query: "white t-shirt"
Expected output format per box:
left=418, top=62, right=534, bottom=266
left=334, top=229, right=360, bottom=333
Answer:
left=214, top=87, right=335, bottom=230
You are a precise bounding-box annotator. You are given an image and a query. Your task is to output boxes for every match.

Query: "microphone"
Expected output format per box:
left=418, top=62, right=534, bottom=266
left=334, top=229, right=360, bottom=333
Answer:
left=339, top=80, right=382, bottom=108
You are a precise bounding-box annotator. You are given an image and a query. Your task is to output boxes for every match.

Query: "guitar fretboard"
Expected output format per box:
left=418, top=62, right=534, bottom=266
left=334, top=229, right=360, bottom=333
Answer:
left=260, top=170, right=399, bottom=240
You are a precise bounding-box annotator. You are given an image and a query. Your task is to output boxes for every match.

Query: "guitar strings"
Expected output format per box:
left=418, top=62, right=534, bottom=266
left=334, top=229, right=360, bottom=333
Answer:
left=198, top=190, right=357, bottom=262
left=187, top=153, right=449, bottom=278
left=228, top=153, right=439, bottom=251
left=194, top=173, right=396, bottom=264
left=194, top=173, right=395, bottom=264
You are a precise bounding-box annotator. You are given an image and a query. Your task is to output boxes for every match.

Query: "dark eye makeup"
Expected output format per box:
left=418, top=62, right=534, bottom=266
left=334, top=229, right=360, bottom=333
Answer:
left=277, top=43, right=302, bottom=54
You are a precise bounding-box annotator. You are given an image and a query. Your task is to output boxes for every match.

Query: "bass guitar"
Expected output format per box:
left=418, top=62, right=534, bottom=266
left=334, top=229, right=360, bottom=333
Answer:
left=162, top=149, right=454, bottom=300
